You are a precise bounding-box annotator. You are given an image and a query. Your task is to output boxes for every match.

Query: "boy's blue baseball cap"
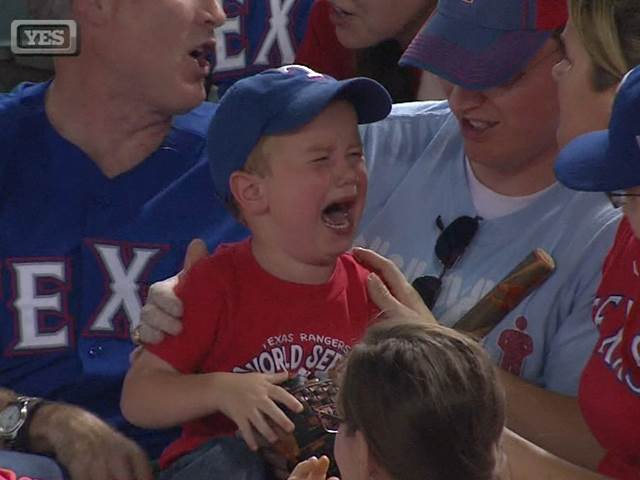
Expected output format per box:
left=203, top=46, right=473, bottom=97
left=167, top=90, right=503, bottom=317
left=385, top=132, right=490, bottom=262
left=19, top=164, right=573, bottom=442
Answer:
left=207, top=65, right=392, bottom=201
left=400, top=0, right=567, bottom=90
left=555, top=66, right=640, bottom=192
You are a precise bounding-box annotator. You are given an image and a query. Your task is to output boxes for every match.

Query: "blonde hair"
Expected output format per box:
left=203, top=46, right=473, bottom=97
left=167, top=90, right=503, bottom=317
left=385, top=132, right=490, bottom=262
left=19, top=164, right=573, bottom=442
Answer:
left=570, top=0, right=640, bottom=90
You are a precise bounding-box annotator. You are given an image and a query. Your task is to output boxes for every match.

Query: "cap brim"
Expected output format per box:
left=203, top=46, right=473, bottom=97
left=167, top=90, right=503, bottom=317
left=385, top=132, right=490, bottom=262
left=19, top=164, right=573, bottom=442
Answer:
left=555, top=129, right=640, bottom=192
left=266, top=77, right=392, bottom=135
left=399, top=10, right=550, bottom=90
left=335, top=77, right=393, bottom=124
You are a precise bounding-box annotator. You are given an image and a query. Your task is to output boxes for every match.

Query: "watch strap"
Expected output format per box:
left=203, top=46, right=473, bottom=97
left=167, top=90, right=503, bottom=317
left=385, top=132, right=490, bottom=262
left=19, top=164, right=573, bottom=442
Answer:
left=12, top=397, right=45, bottom=452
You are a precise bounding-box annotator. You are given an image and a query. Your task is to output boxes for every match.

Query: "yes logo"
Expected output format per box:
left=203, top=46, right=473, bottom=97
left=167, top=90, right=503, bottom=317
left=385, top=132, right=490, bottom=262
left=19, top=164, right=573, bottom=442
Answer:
left=11, top=20, right=78, bottom=55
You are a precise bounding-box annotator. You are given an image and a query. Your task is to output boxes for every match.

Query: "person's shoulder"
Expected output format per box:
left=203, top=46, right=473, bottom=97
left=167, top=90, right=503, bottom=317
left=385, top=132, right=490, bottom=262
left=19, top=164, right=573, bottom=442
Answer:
left=561, top=189, right=621, bottom=232
left=0, top=82, right=50, bottom=178
left=0, top=81, right=48, bottom=129
left=388, top=99, right=452, bottom=119
left=361, top=100, right=453, bottom=135
left=552, top=188, right=622, bottom=260
left=338, top=251, right=372, bottom=281
left=194, top=239, right=246, bottom=274
left=171, top=101, right=217, bottom=137
left=176, top=240, right=247, bottom=296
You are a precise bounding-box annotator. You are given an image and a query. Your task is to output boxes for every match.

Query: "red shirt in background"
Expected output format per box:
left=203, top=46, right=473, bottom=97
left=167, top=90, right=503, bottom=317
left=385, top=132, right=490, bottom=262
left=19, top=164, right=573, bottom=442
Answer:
left=579, top=218, right=640, bottom=479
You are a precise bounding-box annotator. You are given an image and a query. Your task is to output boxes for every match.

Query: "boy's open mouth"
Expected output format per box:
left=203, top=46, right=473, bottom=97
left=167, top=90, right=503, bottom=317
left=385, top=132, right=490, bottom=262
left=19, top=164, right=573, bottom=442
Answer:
left=322, top=200, right=355, bottom=230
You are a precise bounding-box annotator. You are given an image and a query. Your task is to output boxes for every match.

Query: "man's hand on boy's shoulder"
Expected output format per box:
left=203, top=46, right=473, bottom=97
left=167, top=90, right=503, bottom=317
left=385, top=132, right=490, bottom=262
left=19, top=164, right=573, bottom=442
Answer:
left=209, top=371, right=304, bottom=452
left=136, top=239, right=209, bottom=346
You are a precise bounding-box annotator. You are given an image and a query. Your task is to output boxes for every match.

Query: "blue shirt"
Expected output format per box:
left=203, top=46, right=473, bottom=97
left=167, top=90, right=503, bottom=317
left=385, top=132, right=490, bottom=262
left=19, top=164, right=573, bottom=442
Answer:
left=0, top=82, right=248, bottom=457
left=358, top=101, right=621, bottom=395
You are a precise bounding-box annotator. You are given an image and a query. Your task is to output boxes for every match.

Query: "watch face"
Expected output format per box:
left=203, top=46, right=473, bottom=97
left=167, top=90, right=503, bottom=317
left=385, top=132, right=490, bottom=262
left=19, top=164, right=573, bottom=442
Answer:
left=0, top=405, right=21, bottom=434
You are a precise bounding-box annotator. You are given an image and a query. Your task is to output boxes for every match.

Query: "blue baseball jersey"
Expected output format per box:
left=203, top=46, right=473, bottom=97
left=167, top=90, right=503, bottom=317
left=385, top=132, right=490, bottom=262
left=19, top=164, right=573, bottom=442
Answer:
left=213, top=0, right=314, bottom=96
left=0, top=82, right=249, bottom=457
left=357, top=101, right=621, bottom=395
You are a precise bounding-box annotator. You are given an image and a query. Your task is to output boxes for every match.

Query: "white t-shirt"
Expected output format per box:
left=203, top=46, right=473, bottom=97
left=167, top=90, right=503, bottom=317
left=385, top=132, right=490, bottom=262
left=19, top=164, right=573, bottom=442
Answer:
left=465, top=156, right=555, bottom=220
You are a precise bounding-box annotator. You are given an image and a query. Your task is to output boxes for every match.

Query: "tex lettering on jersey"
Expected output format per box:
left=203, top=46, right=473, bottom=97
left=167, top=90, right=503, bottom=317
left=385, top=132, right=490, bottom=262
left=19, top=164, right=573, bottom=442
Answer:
left=592, top=294, right=640, bottom=395
left=2, top=240, right=168, bottom=357
left=232, top=332, right=351, bottom=376
left=213, top=0, right=313, bottom=85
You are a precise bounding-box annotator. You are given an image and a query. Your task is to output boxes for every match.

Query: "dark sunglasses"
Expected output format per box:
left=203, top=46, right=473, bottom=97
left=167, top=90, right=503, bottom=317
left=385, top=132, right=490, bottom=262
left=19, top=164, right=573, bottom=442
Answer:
left=607, top=191, right=640, bottom=208
left=411, top=215, right=481, bottom=310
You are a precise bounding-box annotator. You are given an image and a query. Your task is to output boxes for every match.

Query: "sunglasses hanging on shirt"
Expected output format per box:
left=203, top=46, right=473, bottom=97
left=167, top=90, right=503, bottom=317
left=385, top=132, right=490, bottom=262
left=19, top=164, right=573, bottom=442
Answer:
left=412, top=215, right=481, bottom=310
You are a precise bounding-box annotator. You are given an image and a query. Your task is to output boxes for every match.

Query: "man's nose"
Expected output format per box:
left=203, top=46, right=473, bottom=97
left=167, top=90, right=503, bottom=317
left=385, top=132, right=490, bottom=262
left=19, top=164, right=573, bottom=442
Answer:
left=203, top=0, right=226, bottom=28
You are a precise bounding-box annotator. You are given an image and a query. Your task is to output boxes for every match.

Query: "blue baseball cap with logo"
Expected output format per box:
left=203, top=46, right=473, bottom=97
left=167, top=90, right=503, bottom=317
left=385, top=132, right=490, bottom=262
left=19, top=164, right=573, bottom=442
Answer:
left=400, top=0, right=567, bottom=90
left=207, top=65, right=392, bottom=202
left=555, top=66, right=640, bottom=192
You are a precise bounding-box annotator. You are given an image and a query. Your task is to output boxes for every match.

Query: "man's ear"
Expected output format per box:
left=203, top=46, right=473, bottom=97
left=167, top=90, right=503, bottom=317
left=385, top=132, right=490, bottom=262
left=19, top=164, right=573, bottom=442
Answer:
left=229, top=171, right=268, bottom=216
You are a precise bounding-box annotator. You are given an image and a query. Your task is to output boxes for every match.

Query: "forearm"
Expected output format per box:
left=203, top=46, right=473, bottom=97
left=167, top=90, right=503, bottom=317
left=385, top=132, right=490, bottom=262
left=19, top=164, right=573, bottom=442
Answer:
left=0, top=389, right=71, bottom=456
left=121, top=363, right=224, bottom=429
left=499, top=369, right=605, bottom=470
left=502, top=429, right=606, bottom=480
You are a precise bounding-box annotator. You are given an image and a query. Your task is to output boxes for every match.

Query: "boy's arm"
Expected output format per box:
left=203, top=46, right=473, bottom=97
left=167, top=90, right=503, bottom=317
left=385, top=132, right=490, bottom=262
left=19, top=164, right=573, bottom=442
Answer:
left=121, top=348, right=219, bottom=429
left=121, top=350, right=304, bottom=451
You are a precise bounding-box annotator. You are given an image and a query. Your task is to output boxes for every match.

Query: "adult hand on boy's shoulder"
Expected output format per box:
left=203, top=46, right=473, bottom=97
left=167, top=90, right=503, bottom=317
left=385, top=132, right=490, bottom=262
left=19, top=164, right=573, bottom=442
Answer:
left=210, top=371, right=304, bottom=452
left=29, top=402, right=152, bottom=480
left=136, top=239, right=209, bottom=345
left=352, top=247, right=437, bottom=325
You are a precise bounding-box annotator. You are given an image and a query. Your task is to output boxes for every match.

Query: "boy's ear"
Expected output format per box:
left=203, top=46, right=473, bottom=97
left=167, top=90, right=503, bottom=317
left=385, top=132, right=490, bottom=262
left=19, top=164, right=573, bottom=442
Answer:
left=229, top=171, right=268, bottom=216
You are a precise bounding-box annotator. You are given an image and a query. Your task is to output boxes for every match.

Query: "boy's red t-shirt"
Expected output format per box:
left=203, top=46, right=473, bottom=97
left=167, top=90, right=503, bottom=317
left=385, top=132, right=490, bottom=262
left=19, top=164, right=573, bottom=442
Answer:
left=146, top=239, right=376, bottom=468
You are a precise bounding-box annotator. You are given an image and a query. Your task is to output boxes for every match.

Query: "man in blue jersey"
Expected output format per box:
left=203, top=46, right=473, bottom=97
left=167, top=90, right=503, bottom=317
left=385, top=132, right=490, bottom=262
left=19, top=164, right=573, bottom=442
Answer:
left=0, top=1, right=248, bottom=478
left=141, top=0, right=621, bottom=470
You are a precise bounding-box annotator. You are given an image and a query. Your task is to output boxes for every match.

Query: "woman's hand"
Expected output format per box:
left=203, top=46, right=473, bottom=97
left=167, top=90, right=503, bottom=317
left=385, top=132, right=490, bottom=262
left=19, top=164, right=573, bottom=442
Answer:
left=352, top=247, right=437, bottom=324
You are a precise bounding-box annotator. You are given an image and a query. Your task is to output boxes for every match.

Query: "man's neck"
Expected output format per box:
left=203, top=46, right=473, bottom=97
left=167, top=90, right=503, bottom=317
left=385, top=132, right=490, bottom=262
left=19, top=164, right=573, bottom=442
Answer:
left=45, top=64, right=172, bottom=179
left=468, top=147, right=558, bottom=196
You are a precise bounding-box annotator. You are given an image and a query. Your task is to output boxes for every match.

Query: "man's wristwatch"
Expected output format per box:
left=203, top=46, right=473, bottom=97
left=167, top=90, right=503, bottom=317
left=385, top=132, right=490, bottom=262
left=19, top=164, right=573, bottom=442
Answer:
left=0, top=396, right=44, bottom=450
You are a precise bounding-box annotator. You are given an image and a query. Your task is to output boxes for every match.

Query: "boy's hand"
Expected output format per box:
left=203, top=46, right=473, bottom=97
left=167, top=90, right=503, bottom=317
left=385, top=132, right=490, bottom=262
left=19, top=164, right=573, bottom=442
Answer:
left=211, top=371, right=304, bottom=451
left=288, top=456, right=339, bottom=480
